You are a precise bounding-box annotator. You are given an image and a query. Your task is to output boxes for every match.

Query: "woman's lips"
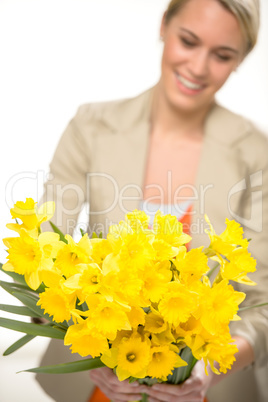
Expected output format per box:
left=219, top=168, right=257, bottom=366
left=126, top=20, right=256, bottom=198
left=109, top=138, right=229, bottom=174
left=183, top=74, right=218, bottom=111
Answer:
left=175, top=72, right=206, bottom=94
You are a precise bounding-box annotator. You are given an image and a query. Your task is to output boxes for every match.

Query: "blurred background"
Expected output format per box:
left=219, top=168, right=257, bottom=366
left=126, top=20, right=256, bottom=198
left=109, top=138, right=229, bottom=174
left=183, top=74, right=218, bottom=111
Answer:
left=0, top=0, right=267, bottom=401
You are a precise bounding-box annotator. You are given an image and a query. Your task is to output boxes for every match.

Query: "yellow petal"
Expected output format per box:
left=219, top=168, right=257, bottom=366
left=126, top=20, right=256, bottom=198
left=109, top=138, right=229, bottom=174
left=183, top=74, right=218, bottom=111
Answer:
left=100, top=347, right=118, bottom=368
left=2, top=261, right=15, bottom=272
left=37, top=201, right=55, bottom=222
left=25, top=271, right=42, bottom=290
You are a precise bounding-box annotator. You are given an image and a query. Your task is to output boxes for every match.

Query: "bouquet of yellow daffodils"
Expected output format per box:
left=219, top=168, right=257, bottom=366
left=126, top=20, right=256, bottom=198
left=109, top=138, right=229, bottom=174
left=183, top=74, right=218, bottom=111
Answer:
left=0, top=198, right=259, bottom=400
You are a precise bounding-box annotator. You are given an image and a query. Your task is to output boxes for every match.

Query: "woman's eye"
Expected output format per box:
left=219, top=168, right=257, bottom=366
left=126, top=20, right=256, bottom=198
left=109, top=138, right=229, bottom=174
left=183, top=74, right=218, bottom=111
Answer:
left=180, top=37, right=196, bottom=47
left=216, top=54, right=232, bottom=62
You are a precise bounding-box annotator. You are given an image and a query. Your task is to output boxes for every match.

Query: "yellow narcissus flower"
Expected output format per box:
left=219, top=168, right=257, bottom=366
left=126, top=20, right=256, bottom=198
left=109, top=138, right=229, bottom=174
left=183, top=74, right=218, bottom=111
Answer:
left=142, top=261, right=172, bottom=303
left=153, top=211, right=192, bottom=247
left=3, top=231, right=62, bottom=290
left=101, top=268, right=144, bottom=307
left=126, top=306, right=146, bottom=328
left=111, top=330, right=133, bottom=348
left=118, top=231, right=156, bottom=271
left=61, top=273, right=83, bottom=300
left=205, top=216, right=248, bottom=257
left=78, top=263, right=103, bottom=297
left=221, top=247, right=256, bottom=285
left=152, top=238, right=179, bottom=261
left=116, top=336, right=151, bottom=381
left=206, top=337, right=238, bottom=374
left=193, top=330, right=238, bottom=374
left=54, top=234, right=92, bottom=278
left=125, top=210, right=150, bottom=232
left=3, top=232, right=42, bottom=276
left=219, top=219, right=249, bottom=249
left=147, top=345, right=187, bottom=380
left=175, top=315, right=203, bottom=340
left=85, top=294, right=131, bottom=340
left=151, top=326, right=176, bottom=347
left=144, top=309, right=167, bottom=334
left=37, top=285, right=76, bottom=322
left=199, top=279, right=245, bottom=335
left=174, top=246, right=209, bottom=284
left=64, top=321, right=109, bottom=357
left=107, top=221, right=133, bottom=254
left=158, top=281, right=199, bottom=327
left=7, top=198, right=55, bottom=237
left=89, top=238, right=112, bottom=266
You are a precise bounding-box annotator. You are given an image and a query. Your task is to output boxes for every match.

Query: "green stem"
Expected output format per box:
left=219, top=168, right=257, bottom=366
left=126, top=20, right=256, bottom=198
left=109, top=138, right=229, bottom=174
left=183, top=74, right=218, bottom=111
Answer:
left=206, top=262, right=220, bottom=279
left=140, top=393, right=149, bottom=402
left=167, top=347, right=197, bottom=384
left=239, top=302, right=268, bottom=312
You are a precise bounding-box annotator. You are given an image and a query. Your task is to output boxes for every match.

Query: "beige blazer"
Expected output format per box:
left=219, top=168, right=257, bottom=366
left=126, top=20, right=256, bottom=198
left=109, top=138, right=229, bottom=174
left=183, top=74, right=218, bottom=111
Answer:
left=37, top=87, right=268, bottom=402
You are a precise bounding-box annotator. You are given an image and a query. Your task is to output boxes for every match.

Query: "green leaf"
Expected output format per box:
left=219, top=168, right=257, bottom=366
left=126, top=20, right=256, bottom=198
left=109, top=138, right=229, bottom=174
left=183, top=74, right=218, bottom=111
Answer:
left=0, top=265, right=45, bottom=294
left=91, top=232, right=103, bottom=239
left=0, top=285, right=68, bottom=330
left=0, top=304, right=36, bottom=317
left=21, top=357, right=105, bottom=374
left=0, top=317, right=65, bottom=339
left=0, top=267, right=28, bottom=286
left=9, top=291, right=59, bottom=324
left=0, top=279, right=36, bottom=294
left=3, top=334, right=35, bottom=356
left=49, top=222, right=68, bottom=243
left=0, top=281, right=40, bottom=306
left=80, top=228, right=86, bottom=237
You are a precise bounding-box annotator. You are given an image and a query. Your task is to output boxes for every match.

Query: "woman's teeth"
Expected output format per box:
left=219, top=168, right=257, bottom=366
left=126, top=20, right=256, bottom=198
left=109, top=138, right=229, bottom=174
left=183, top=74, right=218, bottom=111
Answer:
left=176, top=74, right=203, bottom=90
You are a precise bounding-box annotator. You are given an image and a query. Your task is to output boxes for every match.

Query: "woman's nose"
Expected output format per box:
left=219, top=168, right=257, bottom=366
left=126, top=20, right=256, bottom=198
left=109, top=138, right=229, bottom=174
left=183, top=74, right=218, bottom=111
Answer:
left=188, top=50, right=209, bottom=79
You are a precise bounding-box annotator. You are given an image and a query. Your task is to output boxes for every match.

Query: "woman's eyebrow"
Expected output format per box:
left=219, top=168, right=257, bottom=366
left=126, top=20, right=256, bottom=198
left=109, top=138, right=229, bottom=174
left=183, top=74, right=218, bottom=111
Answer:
left=179, top=27, right=239, bottom=54
left=180, top=27, right=200, bottom=40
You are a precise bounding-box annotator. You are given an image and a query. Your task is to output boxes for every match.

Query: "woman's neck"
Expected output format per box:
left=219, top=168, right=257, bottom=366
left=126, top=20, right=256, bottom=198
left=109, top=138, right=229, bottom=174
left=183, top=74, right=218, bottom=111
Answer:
left=150, top=82, right=214, bottom=138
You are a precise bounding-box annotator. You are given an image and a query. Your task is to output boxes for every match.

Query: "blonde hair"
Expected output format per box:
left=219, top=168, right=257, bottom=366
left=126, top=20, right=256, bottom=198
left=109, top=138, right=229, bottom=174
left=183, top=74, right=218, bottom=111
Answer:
left=165, top=0, right=260, bottom=55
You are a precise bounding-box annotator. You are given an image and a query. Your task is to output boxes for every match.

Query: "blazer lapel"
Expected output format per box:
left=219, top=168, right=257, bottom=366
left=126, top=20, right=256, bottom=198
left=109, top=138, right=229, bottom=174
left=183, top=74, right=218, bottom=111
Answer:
left=89, top=88, right=153, bottom=229
left=191, top=103, right=253, bottom=249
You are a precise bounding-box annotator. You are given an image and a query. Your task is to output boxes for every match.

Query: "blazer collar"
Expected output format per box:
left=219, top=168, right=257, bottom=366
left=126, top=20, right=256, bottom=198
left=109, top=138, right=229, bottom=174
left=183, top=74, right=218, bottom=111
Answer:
left=101, top=87, right=154, bottom=133
left=204, top=102, right=252, bottom=147
left=101, top=85, right=251, bottom=147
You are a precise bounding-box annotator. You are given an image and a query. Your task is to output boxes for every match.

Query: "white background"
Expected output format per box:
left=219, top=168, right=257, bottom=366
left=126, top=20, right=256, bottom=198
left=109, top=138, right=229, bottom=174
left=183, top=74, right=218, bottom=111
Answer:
left=0, top=1, right=267, bottom=401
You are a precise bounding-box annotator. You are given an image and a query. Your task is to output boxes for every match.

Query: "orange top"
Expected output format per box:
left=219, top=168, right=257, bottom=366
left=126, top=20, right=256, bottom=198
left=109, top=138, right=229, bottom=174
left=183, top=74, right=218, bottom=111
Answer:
left=89, top=386, right=110, bottom=402
left=89, top=388, right=208, bottom=402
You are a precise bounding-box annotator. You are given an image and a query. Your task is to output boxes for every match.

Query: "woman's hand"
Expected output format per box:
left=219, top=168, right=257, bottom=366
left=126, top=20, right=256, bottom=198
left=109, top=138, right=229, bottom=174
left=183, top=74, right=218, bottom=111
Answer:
left=145, top=360, right=213, bottom=402
left=89, top=366, right=147, bottom=402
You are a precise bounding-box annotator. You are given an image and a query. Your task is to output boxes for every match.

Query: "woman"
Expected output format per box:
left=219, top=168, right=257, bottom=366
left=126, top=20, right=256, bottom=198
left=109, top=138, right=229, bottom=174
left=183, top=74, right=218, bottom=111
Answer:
left=37, top=0, right=268, bottom=401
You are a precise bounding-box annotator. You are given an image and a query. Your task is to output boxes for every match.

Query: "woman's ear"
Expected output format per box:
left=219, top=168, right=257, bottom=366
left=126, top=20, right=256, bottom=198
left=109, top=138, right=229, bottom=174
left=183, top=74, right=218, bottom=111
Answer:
left=160, top=12, right=167, bottom=41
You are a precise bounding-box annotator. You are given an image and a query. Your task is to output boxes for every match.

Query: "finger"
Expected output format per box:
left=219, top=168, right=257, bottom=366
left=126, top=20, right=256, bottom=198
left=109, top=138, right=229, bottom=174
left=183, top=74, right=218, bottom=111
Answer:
left=90, top=378, right=143, bottom=402
left=149, top=376, right=203, bottom=397
left=110, top=393, right=145, bottom=402
left=148, top=392, right=204, bottom=402
left=90, top=367, right=121, bottom=388
left=90, top=372, right=146, bottom=401
left=147, top=386, right=204, bottom=401
left=148, top=398, right=163, bottom=402
left=178, top=375, right=203, bottom=393
left=90, top=368, right=147, bottom=393
left=90, top=371, right=143, bottom=394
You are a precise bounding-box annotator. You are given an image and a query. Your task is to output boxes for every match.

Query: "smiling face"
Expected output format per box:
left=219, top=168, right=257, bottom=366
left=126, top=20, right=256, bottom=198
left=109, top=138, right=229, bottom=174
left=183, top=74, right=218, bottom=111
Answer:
left=159, top=0, right=244, bottom=114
